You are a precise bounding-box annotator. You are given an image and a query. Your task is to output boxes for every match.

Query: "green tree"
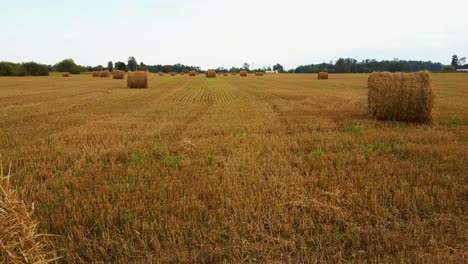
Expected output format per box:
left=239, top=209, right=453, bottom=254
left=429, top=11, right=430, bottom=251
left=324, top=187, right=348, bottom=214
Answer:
left=114, top=61, right=127, bottom=71
left=108, top=61, right=113, bottom=71
left=242, top=63, right=250, bottom=71
left=273, top=64, right=284, bottom=73
left=55, top=59, right=80, bottom=74
left=443, top=65, right=456, bottom=72
left=128, top=57, right=138, bottom=71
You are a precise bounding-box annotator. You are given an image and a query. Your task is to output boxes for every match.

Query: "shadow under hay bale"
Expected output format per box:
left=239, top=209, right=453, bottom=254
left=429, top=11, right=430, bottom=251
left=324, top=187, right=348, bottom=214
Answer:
left=92, top=71, right=100, bottom=77
left=368, top=71, right=433, bottom=123
left=62, top=72, right=70, bottom=77
left=100, top=71, right=110, bottom=78
left=206, top=70, right=216, bottom=78
left=127, top=71, right=148, bottom=89
left=113, top=70, right=125, bottom=79
left=240, top=70, right=248, bottom=77
left=318, top=72, right=328, bottom=79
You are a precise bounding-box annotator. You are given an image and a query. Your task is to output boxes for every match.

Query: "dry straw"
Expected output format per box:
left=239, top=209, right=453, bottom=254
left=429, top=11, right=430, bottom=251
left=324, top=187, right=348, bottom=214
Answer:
left=113, top=70, right=125, bottom=79
left=240, top=70, right=248, bottom=77
left=127, top=71, right=149, bottom=89
left=255, top=72, right=264, bottom=76
left=100, top=71, right=110, bottom=78
left=0, top=156, right=56, bottom=263
left=206, top=70, right=216, bottom=78
left=189, top=71, right=196, bottom=76
left=62, top=72, right=70, bottom=77
left=92, top=71, right=100, bottom=77
left=318, top=72, right=329, bottom=79
left=368, top=71, right=434, bottom=123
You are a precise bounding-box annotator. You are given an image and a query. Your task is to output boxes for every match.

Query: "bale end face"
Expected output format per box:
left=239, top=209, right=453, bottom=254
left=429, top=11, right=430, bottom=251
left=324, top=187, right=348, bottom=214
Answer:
left=240, top=70, right=248, bottom=77
left=113, top=70, right=125, bottom=79
left=127, top=71, right=149, bottom=89
left=100, top=71, right=110, bottom=78
left=170, top=72, right=176, bottom=76
left=62, top=72, right=70, bottom=77
left=318, top=72, right=329, bottom=79
left=255, top=72, right=264, bottom=76
left=189, top=71, right=197, bottom=76
left=206, top=70, right=217, bottom=78
left=368, top=71, right=433, bottom=123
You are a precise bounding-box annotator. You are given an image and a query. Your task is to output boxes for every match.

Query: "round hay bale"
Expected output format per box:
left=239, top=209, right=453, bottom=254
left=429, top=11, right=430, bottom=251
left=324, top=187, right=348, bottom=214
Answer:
left=113, top=70, right=125, bottom=79
left=206, top=70, right=216, bottom=78
left=1, top=171, right=54, bottom=263
left=318, top=72, right=328, bottom=79
left=368, top=71, right=433, bottom=123
left=255, top=72, right=264, bottom=76
left=127, top=71, right=148, bottom=89
left=240, top=70, right=248, bottom=77
left=189, top=71, right=197, bottom=76
left=223, top=73, right=228, bottom=76
left=158, top=72, right=164, bottom=76
left=170, top=72, right=176, bottom=76
left=62, top=72, right=70, bottom=77
left=100, top=71, right=110, bottom=78
left=92, top=71, right=100, bottom=77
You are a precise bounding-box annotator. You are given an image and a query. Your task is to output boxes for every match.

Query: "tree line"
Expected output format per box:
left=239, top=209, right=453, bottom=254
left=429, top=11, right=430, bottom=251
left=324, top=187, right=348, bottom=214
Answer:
left=0, top=55, right=466, bottom=76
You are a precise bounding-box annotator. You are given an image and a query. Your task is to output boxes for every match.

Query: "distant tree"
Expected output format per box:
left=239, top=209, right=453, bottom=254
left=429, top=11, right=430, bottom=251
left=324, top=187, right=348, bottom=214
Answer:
left=273, top=64, right=284, bottom=73
left=127, top=56, right=138, bottom=71
left=451, top=55, right=459, bottom=69
left=242, top=63, right=250, bottom=71
left=54, top=59, right=80, bottom=74
left=114, top=61, right=127, bottom=71
left=21, top=62, right=49, bottom=76
left=108, top=61, right=113, bottom=71
left=139, top=62, right=148, bottom=71
left=443, top=65, right=456, bottom=72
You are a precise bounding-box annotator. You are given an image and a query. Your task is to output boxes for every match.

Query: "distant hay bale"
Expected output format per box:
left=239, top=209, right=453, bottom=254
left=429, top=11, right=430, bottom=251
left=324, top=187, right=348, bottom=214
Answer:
left=127, top=71, right=148, bottom=89
left=170, top=72, right=176, bottom=76
left=158, top=72, right=164, bottom=76
left=1, top=162, right=54, bottom=263
left=189, top=71, right=196, bottom=76
left=62, top=72, right=70, bottom=77
left=181, top=72, right=185, bottom=75
left=318, top=72, right=328, bottom=79
left=92, top=71, right=100, bottom=77
left=255, top=72, right=264, bottom=76
left=223, top=73, right=228, bottom=76
left=206, top=70, right=216, bottom=78
left=240, top=70, right=248, bottom=77
left=231, top=73, right=236, bottom=75
left=368, top=71, right=434, bottom=123
left=113, top=70, right=125, bottom=79
left=100, top=71, right=110, bottom=78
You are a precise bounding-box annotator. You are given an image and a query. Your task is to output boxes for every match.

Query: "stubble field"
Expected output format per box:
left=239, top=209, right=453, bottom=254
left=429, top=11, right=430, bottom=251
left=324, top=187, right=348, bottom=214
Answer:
left=0, top=73, right=467, bottom=263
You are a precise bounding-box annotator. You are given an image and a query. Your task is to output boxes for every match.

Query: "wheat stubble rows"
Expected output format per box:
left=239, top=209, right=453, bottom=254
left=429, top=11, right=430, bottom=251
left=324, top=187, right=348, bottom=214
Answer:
left=0, top=73, right=467, bottom=262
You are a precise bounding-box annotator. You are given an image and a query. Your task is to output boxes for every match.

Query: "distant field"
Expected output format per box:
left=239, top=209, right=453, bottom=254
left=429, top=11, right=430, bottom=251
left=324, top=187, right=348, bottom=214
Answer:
left=0, top=73, right=467, bottom=262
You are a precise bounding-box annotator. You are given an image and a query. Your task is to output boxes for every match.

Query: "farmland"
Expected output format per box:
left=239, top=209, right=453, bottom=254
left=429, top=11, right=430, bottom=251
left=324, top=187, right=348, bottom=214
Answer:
left=0, top=73, right=467, bottom=262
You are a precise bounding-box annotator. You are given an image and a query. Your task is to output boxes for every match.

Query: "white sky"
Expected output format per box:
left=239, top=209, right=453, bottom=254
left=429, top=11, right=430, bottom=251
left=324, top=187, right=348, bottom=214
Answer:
left=1, top=0, right=467, bottom=70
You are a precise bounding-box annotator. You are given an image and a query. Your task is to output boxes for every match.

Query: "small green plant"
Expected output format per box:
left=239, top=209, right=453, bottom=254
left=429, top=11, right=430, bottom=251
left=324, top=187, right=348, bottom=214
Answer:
left=235, top=131, right=251, bottom=139
left=125, top=210, right=137, bottom=224
left=152, top=144, right=163, bottom=160
left=130, top=153, right=144, bottom=165
left=208, top=151, right=217, bottom=166
left=313, top=148, right=325, bottom=157
left=163, top=154, right=181, bottom=169
left=345, top=124, right=365, bottom=132
left=441, top=117, right=467, bottom=127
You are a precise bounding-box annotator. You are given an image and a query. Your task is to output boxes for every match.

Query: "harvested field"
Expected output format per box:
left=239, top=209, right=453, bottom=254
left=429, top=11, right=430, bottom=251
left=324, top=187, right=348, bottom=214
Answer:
left=0, top=73, right=467, bottom=263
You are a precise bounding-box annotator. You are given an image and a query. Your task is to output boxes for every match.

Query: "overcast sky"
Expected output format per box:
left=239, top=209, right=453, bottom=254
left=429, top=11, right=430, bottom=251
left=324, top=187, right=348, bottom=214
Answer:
left=1, top=0, right=467, bottom=70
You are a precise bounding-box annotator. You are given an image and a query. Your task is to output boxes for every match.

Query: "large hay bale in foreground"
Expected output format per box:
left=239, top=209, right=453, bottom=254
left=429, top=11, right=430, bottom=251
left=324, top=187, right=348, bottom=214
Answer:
left=255, top=72, right=264, bottom=76
left=62, top=72, right=70, bottom=77
left=127, top=71, right=148, bottom=89
left=100, top=71, right=110, bottom=78
left=92, top=71, right=100, bottom=77
left=189, top=71, right=196, bottom=76
left=368, top=71, right=433, bottom=123
left=1, top=165, right=53, bottom=263
left=206, top=70, right=216, bottom=78
left=240, top=70, right=248, bottom=77
left=113, top=70, right=125, bottom=79
left=318, top=72, right=328, bottom=79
